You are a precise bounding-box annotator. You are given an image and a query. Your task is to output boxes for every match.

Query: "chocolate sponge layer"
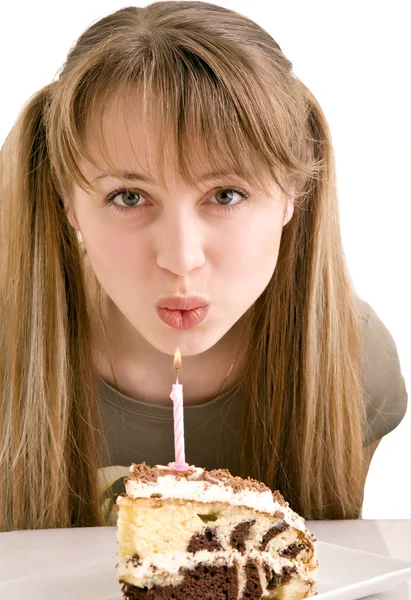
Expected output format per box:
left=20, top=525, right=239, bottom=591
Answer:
left=120, top=563, right=239, bottom=600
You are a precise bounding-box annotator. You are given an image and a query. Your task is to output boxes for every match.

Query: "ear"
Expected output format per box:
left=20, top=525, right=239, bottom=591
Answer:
left=67, top=211, right=80, bottom=231
left=283, top=192, right=295, bottom=226
left=61, top=197, right=80, bottom=231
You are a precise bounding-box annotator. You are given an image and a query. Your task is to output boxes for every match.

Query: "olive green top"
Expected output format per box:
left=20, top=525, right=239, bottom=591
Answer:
left=96, top=298, right=408, bottom=523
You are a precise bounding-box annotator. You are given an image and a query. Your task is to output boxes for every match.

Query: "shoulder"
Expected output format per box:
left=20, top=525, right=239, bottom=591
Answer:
left=355, top=297, right=408, bottom=446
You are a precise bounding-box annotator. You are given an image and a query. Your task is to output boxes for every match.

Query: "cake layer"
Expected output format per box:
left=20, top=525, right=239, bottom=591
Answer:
left=120, top=560, right=315, bottom=600
left=118, top=550, right=316, bottom=599
left=124, top=463, right=308, bottom=533
left=116, top=497, right=317, bottom=598
left=117, top=497, right=315, bottom=561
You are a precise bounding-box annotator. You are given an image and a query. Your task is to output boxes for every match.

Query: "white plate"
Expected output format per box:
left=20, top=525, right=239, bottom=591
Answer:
left=0, top=541, right=410, bottom=599
left=316, top=542, right=411, bottom=599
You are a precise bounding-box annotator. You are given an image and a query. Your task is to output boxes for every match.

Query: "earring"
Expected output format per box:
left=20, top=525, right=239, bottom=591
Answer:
left=77, top=231, right=83, bottom=244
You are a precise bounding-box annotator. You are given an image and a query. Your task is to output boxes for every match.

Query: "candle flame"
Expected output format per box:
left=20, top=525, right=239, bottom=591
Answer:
left=173, top=347, right=182, bottom=372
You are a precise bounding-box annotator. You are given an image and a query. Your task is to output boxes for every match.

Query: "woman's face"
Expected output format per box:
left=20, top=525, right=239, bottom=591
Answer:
left=67, top=96, right=294, bottom=357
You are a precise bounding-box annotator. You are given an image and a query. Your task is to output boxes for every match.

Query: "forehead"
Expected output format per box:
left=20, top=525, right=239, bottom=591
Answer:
left=83, top=92, right=175, bottom=180
left=78, top=88, right=280, bottom=198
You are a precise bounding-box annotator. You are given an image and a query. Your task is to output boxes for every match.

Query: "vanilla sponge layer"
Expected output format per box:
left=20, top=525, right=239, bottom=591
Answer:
left=116, top=497, right=317, bottom=599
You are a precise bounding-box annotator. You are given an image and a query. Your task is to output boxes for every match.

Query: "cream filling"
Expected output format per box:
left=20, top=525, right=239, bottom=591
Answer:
left=117, top=548, right=317, bottom=593
left=123, top=465, right=307, bottom=534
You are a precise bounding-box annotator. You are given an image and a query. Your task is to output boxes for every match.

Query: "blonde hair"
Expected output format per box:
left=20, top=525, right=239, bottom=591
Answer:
left=0, top=1, right=366, bottom=530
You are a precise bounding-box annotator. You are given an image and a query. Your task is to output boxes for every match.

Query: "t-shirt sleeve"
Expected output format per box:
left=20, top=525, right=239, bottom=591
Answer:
left=357, top=299, right=408, bottom=447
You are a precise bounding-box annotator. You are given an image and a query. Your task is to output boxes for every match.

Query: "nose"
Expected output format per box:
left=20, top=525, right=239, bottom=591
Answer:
left=155, top=211, right=206, bottom=277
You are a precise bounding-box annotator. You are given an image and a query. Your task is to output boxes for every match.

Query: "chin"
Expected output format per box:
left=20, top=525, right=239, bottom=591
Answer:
left=147, top=323, right=229, bottom=357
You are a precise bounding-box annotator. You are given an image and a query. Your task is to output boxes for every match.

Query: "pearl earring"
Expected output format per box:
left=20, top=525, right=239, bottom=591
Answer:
left=77, top=231, right=83, bottom=244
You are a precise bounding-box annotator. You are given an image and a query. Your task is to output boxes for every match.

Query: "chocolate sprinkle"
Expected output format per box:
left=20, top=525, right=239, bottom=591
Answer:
left=127, top=553, right=142, bottom=568
left=127, top=462, right=280, bottom=498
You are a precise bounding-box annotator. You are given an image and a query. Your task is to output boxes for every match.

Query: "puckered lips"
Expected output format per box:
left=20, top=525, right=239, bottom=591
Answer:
left=156, top=296, right=209, bottom=329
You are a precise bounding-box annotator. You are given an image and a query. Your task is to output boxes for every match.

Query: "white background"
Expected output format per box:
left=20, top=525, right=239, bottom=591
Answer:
left=1, top=1, right=409, bottom=518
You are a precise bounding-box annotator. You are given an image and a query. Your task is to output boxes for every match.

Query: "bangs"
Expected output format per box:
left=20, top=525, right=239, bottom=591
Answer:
left=47, top=34, right=305, bottom=200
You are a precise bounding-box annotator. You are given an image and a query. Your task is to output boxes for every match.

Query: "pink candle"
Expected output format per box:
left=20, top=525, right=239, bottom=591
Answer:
left=169, top=348, right=189, bottom=472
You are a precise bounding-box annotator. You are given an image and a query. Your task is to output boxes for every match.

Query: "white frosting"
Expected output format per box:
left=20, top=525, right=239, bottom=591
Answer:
left=121, top=464, right=308, bottom=534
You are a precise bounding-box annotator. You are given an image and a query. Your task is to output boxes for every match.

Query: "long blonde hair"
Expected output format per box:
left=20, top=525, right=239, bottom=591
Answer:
left=0, top=1, right=366, bottom=530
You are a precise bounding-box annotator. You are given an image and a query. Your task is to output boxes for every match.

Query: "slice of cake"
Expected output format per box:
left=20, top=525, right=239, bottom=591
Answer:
left=116, top=462, right=318, bottom=599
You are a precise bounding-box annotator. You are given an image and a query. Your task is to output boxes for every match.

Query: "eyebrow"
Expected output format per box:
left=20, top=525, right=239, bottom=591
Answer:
left=91, top=169, right=239, bottom=184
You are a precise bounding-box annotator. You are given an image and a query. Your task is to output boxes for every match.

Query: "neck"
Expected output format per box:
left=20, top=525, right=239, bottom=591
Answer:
left=89, top=283, right=248, bottom=407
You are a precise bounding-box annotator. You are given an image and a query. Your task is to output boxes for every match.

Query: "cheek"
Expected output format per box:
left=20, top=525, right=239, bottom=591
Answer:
left=74, top=203, right=153, bottom=280
left=221, top=216, right=283, bottom=284
left=89, top=230, right=153, bottom=282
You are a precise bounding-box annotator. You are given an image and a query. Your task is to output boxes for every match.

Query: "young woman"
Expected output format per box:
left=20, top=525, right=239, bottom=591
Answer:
left=0, top=1, right=407, bottom=531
